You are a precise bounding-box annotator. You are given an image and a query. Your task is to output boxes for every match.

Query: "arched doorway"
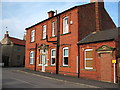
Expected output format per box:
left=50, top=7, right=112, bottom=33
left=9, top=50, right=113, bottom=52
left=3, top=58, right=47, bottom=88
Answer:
left=38, top=44, right=48, bottom=72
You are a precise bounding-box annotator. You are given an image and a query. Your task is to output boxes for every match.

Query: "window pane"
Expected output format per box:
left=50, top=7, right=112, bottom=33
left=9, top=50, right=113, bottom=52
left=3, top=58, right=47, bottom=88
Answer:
left=30, top=58, right=33, bottom=64
left=30, top=52, right=34, bottom=57
left=86, top=51, right=93, bottom=58
left=52, top=22, right=55, bottom=36
left=43, top=25, right=46, bottom=39
left=86, top=60, right=93, bottom=67
left=52, top=58, right=55, bottom=65
left=31, top=30, right=35, bottom=42
left=64, top=57, right=68, bottom=65
left=63, top=17, right=68, bottom=34
left=52, top=50, right=55, bottom=56
left=64, top=49, right=68, bottom=56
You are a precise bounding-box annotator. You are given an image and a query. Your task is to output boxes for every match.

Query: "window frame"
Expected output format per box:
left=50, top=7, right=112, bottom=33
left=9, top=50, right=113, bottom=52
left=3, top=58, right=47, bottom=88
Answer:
left=30, top=51, right=34, bottom=65
left=63, top=47, right=69, bottom=66
left=84, top=49, right=93, bottom=69
left=42, top=25, right=47, bottom=39
left=31, top=30, right=35, bottom=42
left=63, top=16, right=69, bottom=34
left=51, top=49, right=56, bottom=66
left=52, top=22, right=55, bottom=37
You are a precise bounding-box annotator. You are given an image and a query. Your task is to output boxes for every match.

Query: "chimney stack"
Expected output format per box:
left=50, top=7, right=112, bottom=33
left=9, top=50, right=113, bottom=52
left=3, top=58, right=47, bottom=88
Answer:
left=48, top=11, right=55, bottom=18
left=4, top=31, right=9, bottom=38
left=90, top=0, right=103, bottom=2
left=90, top=0, right=104, bottom=32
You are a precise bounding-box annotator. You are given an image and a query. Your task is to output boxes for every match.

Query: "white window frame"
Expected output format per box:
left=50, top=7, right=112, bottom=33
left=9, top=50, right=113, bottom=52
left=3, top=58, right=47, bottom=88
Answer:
left=63, top=47, right=69, bottom=66
left=63, top=16, right=69, bottom=34
left=51, top=49, right=56, bottom=66
left=52, top=22, right=55, bottom=37
left=30, top=51, right=34, bottom=64
left=84, top=49, right=93, bottom=69
left=42, top=25, right=47, bottom=39
left=31, top=30, right=35, bottom=42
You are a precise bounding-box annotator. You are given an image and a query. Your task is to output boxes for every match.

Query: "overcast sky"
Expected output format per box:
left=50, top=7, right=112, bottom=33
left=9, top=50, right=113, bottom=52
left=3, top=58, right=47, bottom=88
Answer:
left=0, top=0, right=119, bottom=40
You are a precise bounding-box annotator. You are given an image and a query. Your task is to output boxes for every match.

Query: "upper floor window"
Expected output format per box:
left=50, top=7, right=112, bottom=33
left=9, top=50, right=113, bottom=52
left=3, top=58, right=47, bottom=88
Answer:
left=31, top=30, right=35, bottom=42
left=63, top=16, right=69, bottom=34
left=52, top=22, right=55, bottom=37
left=30, top=51, right=34, bottom=64
left=42, top=25, right=46, bottom=39
left=51, top=49, right=56, bottom=65
left=63, top=47, right=68, bottom=66
left=84, top=49, right=93, bottom=69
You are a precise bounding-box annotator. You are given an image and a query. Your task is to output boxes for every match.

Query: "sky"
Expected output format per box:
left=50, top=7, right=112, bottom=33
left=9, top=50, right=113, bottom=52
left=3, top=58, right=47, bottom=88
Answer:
left=0, top=0, right=119, bottom=40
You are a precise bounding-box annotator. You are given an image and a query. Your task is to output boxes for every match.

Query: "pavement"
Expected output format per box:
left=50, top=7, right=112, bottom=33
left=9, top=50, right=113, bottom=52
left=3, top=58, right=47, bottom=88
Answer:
left=12, top=67, right=119, bottom=89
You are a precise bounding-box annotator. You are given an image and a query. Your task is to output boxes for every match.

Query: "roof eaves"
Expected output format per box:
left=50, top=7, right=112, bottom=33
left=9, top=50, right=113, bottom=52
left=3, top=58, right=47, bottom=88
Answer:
left=78, top=39, right=114, bottom=45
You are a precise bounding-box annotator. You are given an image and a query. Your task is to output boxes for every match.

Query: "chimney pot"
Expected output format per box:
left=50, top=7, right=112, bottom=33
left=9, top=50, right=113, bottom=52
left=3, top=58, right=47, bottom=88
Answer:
left=48, top=11, right=55, bottom=18
left=4, top=31, right=9, bottom=38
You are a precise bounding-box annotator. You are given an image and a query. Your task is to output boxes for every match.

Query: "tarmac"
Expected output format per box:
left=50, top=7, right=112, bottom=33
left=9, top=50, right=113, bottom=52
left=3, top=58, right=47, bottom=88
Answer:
left=10, top=67, right=119, bottom=89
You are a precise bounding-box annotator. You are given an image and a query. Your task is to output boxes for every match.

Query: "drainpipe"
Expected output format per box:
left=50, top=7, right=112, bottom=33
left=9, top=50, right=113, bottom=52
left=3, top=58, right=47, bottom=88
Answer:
left=34, top=43, right=37, bottom=71
left=77, top=44, right=80, bottom=78
left=56, top=15, right=60, bottom=74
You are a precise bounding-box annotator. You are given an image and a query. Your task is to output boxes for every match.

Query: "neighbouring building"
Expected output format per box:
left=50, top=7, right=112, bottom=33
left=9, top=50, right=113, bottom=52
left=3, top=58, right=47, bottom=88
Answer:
left=25, top=0, right=119, bottom=83
left=1, top=31, right=25, bottom=67
left=78, top=28, right=120, bottom=83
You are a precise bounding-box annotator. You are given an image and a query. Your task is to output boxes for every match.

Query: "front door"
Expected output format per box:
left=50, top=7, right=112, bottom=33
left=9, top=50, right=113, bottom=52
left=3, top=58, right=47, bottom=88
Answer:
left=100, top=53, right=112, bottom=82
left=41, top=55, right=46, bottom=72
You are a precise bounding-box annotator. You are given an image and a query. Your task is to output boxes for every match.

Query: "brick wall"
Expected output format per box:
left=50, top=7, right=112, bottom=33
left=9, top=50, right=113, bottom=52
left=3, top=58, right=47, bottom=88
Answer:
left=79, top=41, right=116, bottom=82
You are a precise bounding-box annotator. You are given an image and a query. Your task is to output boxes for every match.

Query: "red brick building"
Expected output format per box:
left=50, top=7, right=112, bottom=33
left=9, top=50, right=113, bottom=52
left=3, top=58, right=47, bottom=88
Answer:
left=25, top=1, right=119, bottom=83
left=78, top=28, right=120, bottom=83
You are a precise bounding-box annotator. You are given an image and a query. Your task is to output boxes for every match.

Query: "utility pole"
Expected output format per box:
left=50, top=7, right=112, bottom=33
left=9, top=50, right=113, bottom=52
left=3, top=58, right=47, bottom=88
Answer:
left=56, top=15, right=60, bottom=74
left=34, top=43, right=38, bottom=71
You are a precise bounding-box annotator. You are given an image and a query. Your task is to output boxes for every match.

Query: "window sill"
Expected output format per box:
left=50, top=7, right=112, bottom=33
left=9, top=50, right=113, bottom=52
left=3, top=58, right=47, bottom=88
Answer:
left=81, top=69, right=96, bottom=71
left=38, top=64, right=42, bottom=66
left=41, top=38, right=46, bottom=40
left=50, top=36, right=57, bottom=38
left=48, top=65, right=56, bottom=67
left=30, top=41, right=35, bottom=43
left=60, top=66, right=71, bottom=68
left=60, top=32, right=71, bottom=36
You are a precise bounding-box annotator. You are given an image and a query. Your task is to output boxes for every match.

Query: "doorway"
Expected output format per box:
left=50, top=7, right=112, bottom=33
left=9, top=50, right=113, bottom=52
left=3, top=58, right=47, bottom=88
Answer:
left=100, top=53, right=112, bottom=82
left=41, top=54, right=47, bottom=72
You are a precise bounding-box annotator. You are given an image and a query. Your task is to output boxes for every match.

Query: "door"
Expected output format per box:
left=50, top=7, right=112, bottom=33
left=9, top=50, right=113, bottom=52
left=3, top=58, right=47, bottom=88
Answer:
left=100, top=53, right=112, bottom=82
left=2, top=56, right=9, bottom=67
left=41, top=55, right=46, bottom=72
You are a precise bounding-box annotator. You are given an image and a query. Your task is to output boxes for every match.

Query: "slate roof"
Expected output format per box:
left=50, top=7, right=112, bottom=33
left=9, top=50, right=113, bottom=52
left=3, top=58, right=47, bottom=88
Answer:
left=9, top=37, right=25, bottom=46
left=78, top=28, right=120, bottom=45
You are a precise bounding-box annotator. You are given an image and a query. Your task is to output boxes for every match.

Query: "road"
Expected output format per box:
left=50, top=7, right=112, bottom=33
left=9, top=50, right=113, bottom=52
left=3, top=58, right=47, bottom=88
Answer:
left=2, top=68, right=99, bottom=88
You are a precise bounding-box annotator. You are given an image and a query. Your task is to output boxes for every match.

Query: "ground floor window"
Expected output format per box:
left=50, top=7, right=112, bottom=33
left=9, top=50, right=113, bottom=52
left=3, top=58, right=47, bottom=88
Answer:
left=30, top=51, right=34, bottom=64
left=51, top=49, right=56, bottom=65
left=63, top=47, right=68, bottom=66
left=84, top=49, right=93, bottom=69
